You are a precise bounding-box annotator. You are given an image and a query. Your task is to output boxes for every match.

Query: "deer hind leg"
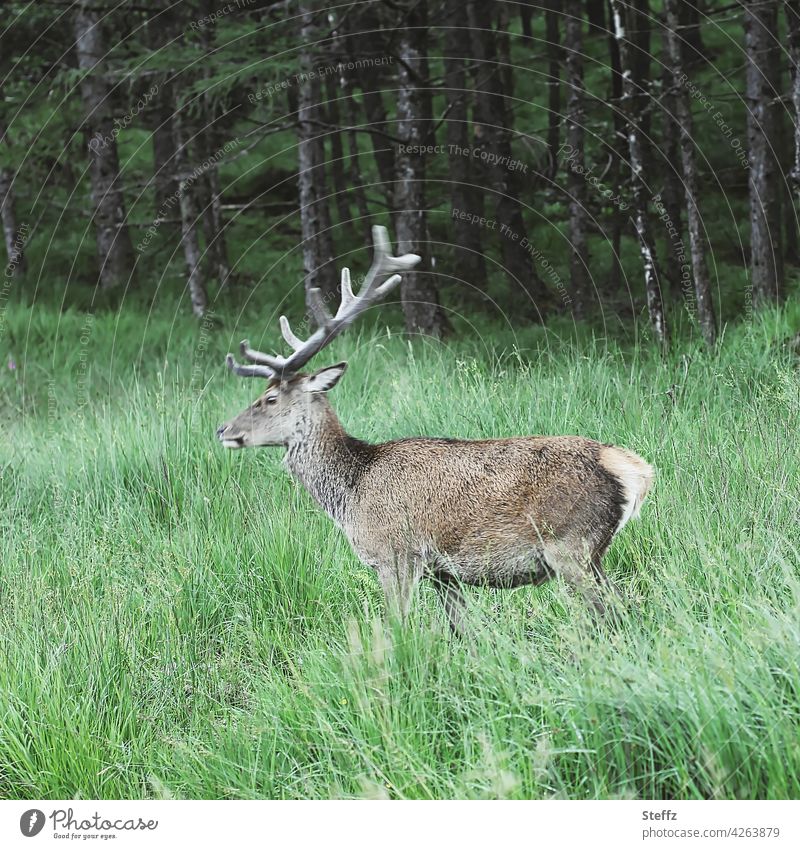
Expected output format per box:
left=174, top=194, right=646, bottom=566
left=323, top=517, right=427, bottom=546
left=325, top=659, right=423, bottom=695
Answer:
left=430, top=572, right=470, bottom=637
left=544, top=542, right=619, bottom=622
left=378, top=555, right=424, bottom=623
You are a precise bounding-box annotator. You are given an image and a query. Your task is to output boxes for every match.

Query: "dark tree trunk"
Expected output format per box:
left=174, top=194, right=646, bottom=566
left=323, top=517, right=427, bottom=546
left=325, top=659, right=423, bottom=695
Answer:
left=611, top=0, right=668, bottom=346
left=659, top=32, right=685, bottom=299
left=200, top=150, right=232, bottom=287
left=519, top=0, right=533, bottom=38
left=744, top=1, right=783, bottom=306
left=0, top=165, right=26, bottom=277
left=298, top=2, right=337, bottom=309
left=565, top=0, right=589, bottom=315
left=152, top=103, right=176, bottom=216
left=679, top=0, right=706, bottom=64
left=325, top=75, right=353, bottom=234
left=395, top=0, right=446, bottom=337
left=468, top=0, right=549, bottom=312
left=786, top=0, right=800, bottom=263
left=544, top=1, right=562, bottom=180
left=630, top=0, right=653, bottom=172
left=344, top=88, right=373, bottom=245
left=665, top=0, right=717, bottom=346
left=606, top=0, right=625, bottom=292
left=495, top=3, right=514, bottom=109
left=443, top=0, right=486, bottom=287
left=172, top=108, right=207, bottom=318
left=587, top=0, right=605, bottom=31
left=73, top=3, right=135, bottom=290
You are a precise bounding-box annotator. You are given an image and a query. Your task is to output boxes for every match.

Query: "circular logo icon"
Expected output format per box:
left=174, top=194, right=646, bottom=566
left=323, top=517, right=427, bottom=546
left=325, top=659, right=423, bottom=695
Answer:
left=20, top=810, right=45, bottom=837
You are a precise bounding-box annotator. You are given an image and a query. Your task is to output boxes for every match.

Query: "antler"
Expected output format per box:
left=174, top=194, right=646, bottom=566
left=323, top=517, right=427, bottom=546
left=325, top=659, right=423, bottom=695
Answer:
left=226, top=226, right=420, bottom=380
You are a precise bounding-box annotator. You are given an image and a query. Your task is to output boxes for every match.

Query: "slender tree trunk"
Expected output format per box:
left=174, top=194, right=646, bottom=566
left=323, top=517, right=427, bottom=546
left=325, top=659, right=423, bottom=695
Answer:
left=298, top=2, right=337, bottom=308
left=152, top=105, right=176, bottom=216
left=679, top=0, right=706, bottom=64
left=744, top=1, right=783, bottom=306
left=786, top=1, right=800, bottom=263
left=201, top=154, right=232, bottom=286
left=344, top=89, right=373, bottom=244
left=443, top=0, right=486, bottom=286
left=73, top=3, right=135, bottom=289
left=611, top=0, right=668, bottom=346
left=325, top=75, right=352, bottom=233
left=468, top=0, right=549, bottom=311
left=565, top=0, right=589, bottom=315
left=0, top=166, right=26, bottom=277
left=545, top=1, right=562, bottom=180
left=395, top=0, right=446, bottom=337
left=606, top=0, right=625, bottom=292
left=659, top=32, right=685, bottom=299
left=664, top=0, right=717, bottom=346
left=172, top=108, right=207, bottom=318
left=519, top=1, right=533, bottom=38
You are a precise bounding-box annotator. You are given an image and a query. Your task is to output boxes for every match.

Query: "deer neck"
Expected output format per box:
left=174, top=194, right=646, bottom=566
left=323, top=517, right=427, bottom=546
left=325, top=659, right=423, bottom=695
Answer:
left=283, top=400, right=371, bottom=525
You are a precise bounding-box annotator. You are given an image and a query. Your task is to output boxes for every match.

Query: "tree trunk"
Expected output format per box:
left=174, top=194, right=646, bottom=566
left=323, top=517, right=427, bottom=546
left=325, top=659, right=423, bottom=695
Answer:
left=565, top=0, right=589, bottom=315
left=344, top=89, right=373, bottom=245
left=443, top=0, right=486, bottom=287
left=468, top=0, right=549, bottom=313
left=544, top=1, right=562, bottom=180
left=172, top=109, right=207, bottom=318
left=659, top=32, right=685, bottom=299
left=664, top=0, right=717, bottom=346
left=679, top=0, right=706, bottom=64
left=606, top=1, right=625, bottom=293
left=73, top=3, right=135, bottom=290
left=152, top=104, right=176, bottom=216
left=611, top=0, right=668, bottom=347
left=395, top=0, right=446, bottom=337
left=325, top=74, right=353, bottom=234
left=786, top=0, right=800, bottom=263
left=744, top=1, right=783, bottom=306
left=519, top=1, right=533, bottom=38
left=298, top=2, right=337, bottom=309
left=0, top=166, right=26, bottom=277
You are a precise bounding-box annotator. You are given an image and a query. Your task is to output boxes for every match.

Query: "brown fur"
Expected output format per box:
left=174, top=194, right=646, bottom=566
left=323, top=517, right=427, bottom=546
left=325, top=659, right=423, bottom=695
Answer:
left=218, top=368, right=655, bottom=633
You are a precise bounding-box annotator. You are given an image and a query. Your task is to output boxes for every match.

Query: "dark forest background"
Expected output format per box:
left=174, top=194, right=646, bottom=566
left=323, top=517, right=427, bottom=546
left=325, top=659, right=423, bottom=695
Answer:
left=2, top=0, right=799, bottom=354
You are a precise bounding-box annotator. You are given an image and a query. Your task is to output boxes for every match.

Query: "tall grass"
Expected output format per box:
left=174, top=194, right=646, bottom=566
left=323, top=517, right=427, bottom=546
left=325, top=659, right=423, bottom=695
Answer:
left=0, top=299, right=798, bottom=799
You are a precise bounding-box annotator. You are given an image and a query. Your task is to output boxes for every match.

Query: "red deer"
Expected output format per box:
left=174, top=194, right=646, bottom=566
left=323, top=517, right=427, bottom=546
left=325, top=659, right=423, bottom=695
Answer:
left=217, top=227, right=653, bottom=634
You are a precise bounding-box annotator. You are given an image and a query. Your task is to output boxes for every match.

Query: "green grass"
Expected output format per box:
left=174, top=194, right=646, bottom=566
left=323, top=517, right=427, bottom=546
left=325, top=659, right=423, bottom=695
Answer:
left=0, top=297, right=798, bottom=799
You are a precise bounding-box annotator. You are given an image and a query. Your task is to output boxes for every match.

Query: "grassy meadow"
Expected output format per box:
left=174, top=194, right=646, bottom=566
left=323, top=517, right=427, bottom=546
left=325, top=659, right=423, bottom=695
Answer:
left=0, top=295, right=798, bottom=799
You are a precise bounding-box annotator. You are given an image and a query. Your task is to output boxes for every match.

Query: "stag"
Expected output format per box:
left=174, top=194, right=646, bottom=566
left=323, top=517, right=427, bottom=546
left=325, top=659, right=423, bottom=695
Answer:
left=217, top=227, right=653, bottom=634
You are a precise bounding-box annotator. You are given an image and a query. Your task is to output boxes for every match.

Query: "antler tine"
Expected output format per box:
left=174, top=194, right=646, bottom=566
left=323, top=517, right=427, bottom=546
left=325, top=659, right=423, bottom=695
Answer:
left=279, top=316, right=305, bottom=351
left=359, top=225, right=421, bottom=301
left=226, top=227, right=421, bottom=382
left=226, top=354, right=275, bottom=379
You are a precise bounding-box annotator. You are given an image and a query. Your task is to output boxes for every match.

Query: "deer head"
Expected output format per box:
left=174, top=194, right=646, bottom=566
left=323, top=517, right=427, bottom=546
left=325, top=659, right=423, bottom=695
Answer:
left=216, top=226, right=420, bottom=449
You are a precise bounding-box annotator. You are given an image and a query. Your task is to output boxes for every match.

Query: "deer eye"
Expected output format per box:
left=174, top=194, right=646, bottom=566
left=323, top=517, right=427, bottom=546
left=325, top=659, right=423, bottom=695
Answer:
left=265, top=395, right=278, bottom=405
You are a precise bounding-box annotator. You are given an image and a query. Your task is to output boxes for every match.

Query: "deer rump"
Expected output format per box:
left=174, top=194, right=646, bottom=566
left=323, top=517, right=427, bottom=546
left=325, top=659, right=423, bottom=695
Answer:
left=344, top=436, right=653, bottom=589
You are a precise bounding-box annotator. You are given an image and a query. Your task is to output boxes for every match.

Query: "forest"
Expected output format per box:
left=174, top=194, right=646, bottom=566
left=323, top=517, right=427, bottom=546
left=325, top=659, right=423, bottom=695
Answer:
left=0, top=1, right=799, bottom=801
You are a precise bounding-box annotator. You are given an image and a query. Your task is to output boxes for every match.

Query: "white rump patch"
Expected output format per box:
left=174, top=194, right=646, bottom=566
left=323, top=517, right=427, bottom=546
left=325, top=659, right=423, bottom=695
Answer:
left=599, top=447, right=655, bottom=533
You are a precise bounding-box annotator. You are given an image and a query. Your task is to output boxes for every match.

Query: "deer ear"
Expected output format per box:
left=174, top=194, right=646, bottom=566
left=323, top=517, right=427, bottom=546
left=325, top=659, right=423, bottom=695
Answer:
left=303, top=362, right=348, bottom=393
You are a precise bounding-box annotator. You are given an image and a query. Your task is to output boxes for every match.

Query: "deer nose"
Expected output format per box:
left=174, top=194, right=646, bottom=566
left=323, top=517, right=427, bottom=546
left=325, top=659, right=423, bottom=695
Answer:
left=216, top=424, right=227, bottom=438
